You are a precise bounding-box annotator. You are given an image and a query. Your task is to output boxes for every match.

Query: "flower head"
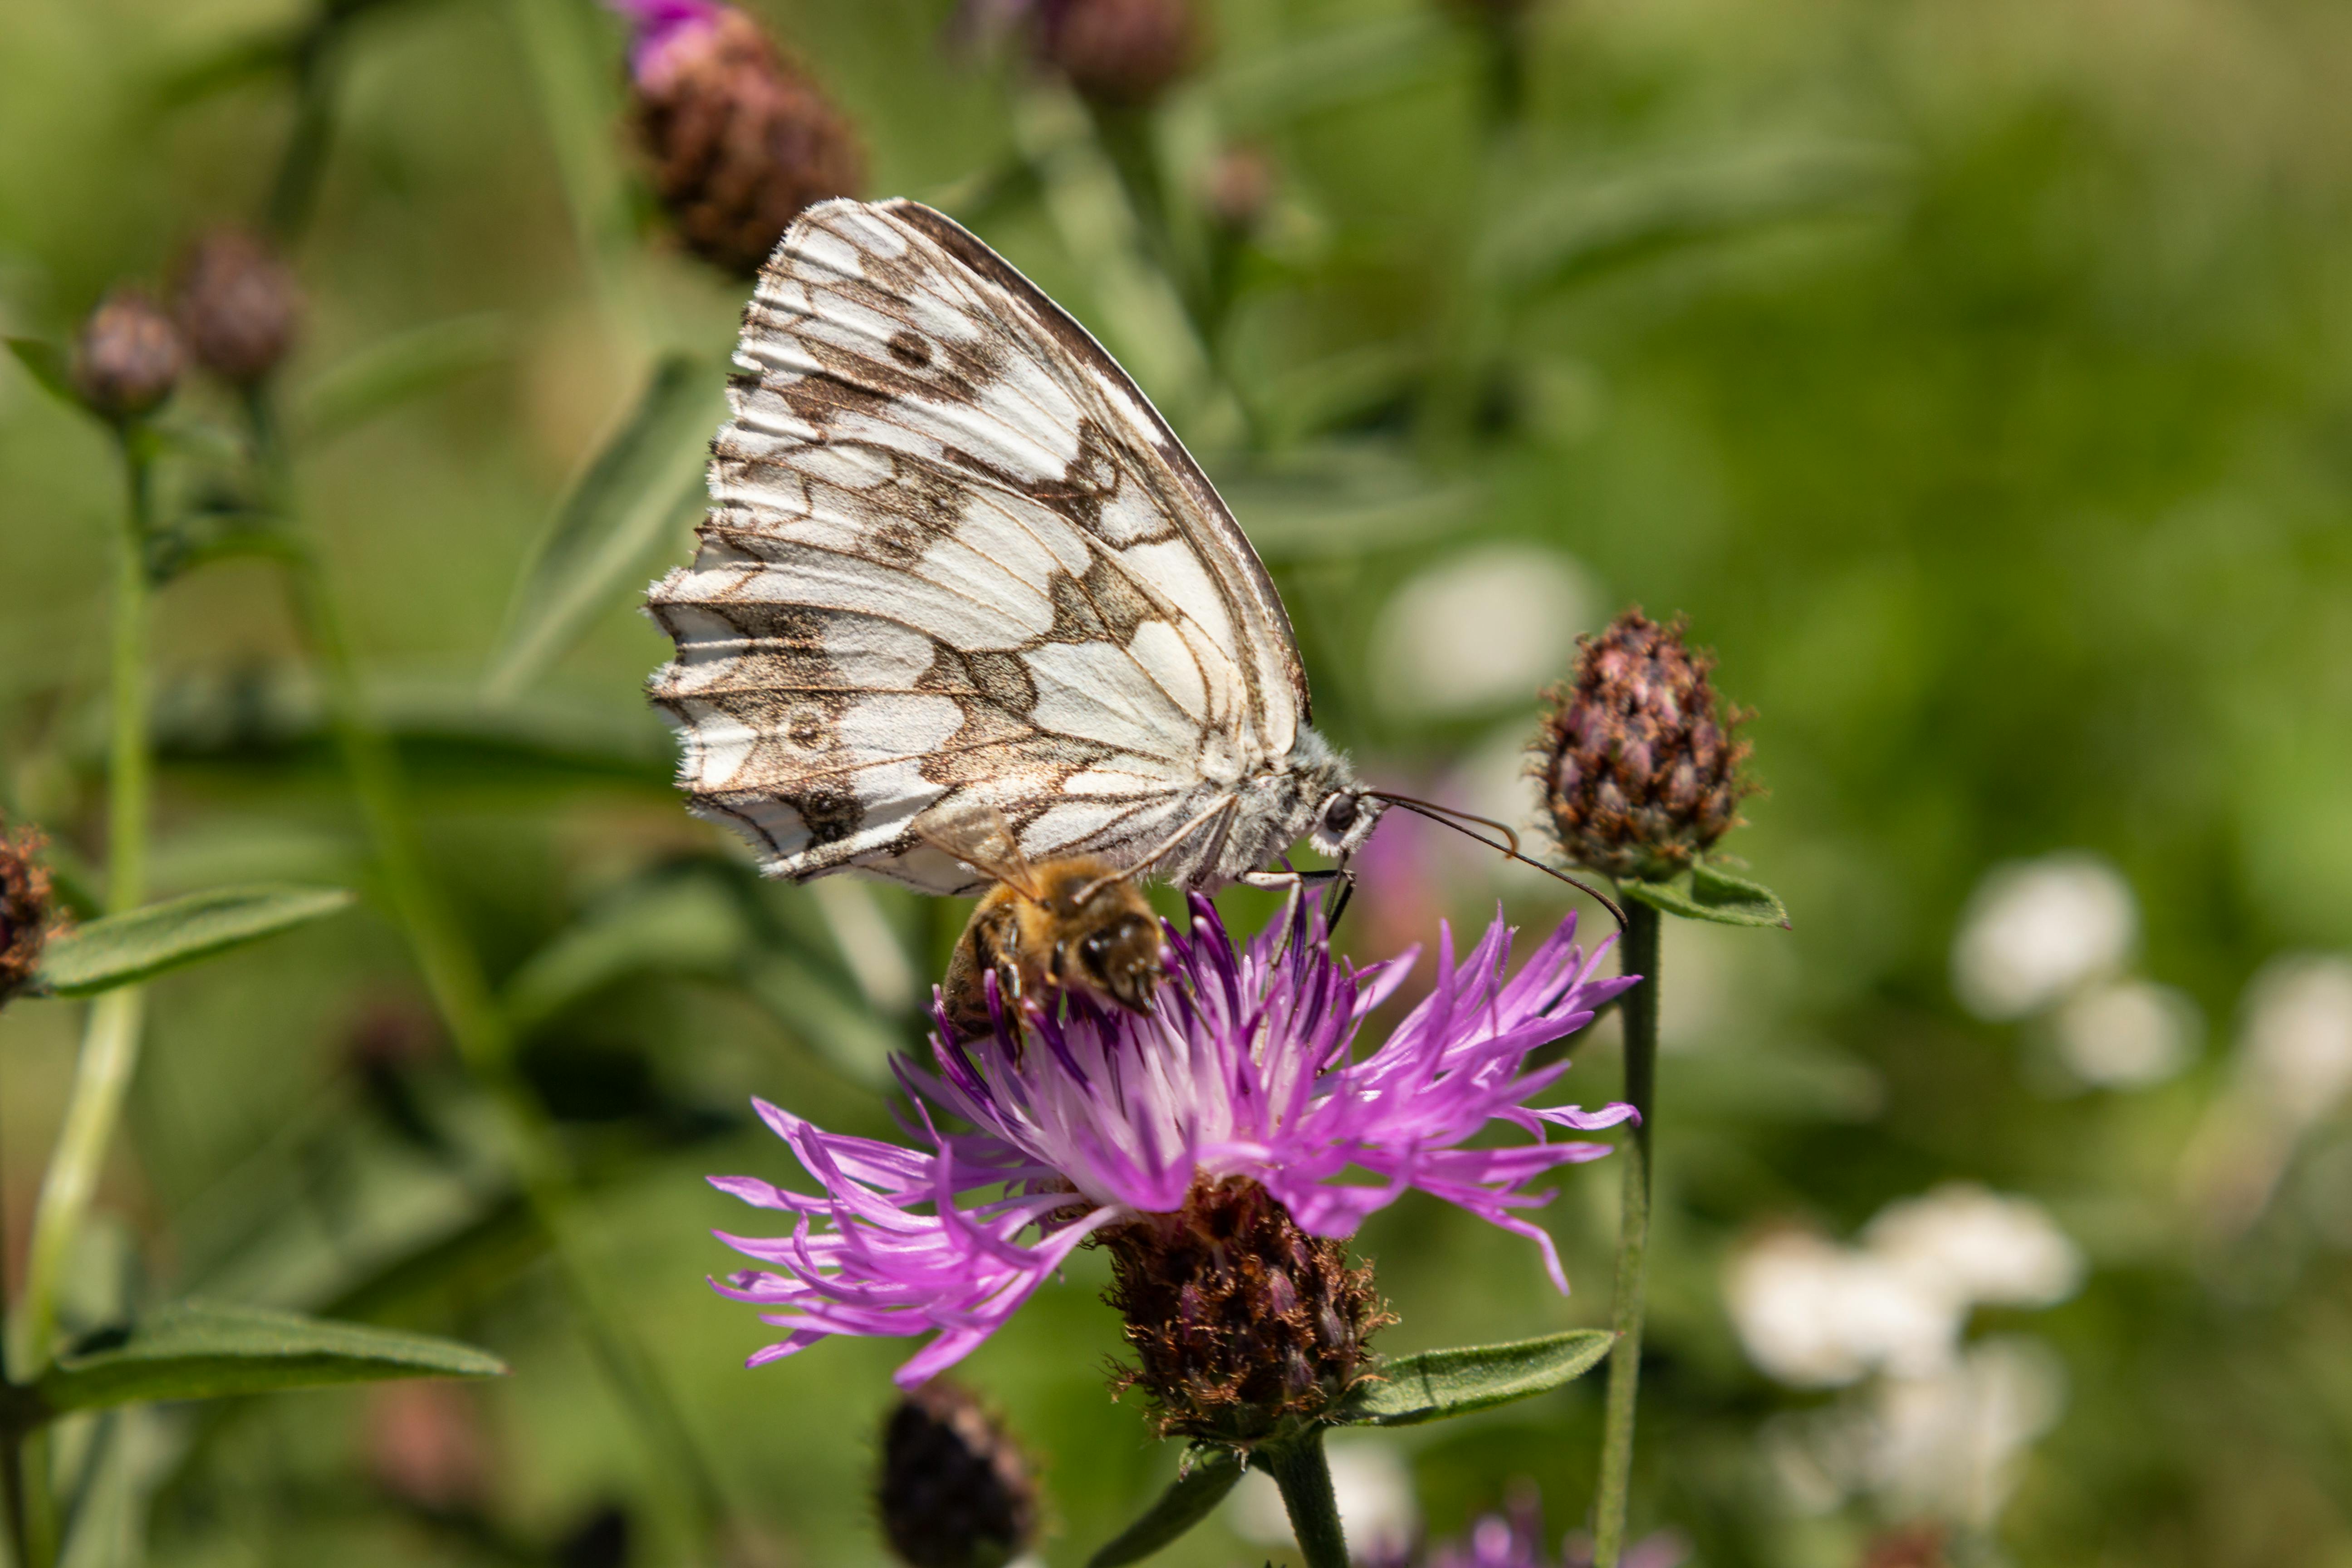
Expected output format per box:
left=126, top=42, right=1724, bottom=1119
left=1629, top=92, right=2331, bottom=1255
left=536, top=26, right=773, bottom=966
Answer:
left=72, top=288, right=184, bottom=421
left=604, top=0, right=864, bottom=278
left=0, top=818, right=58, bottom=1004
left=172, top=228, right=301, bottom=386
left=878, top=1380, right=1038, bottom=1568
left=1532, top=609, right=1754, bottom=882
left=710, top=896, right=1636, bottom=1390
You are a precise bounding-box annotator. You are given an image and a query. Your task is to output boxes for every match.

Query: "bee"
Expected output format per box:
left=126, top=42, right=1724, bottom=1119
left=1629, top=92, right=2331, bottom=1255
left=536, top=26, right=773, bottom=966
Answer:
left=914, top=807, right=1166, bottom=1041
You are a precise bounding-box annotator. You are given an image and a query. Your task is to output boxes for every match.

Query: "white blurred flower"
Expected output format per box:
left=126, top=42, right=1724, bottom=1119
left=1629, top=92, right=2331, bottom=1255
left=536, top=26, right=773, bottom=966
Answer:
left=1951, top=854, right=2137, bottom=1021
left=1372, top=545, right=1597, bottom=716
left=2051, top=978, right=2200, bottom=1089
left=1230, top=1435, right=1416, bottom=1558
left=2236, top=955, right=2352, bottom=1129
left=1728, top=1188, right=2080, bottom=1393
left=1725, top=1231, right=1953, bottom=1387
left=1871, top=1338, right=2067, bottom=1529
left=1863, top=1184, right=2085, bottom=1312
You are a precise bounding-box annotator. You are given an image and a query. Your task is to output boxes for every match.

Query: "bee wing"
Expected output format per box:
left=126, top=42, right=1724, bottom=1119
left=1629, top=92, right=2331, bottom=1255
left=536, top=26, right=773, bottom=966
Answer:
left=911, top=800, right=1043, bottom=900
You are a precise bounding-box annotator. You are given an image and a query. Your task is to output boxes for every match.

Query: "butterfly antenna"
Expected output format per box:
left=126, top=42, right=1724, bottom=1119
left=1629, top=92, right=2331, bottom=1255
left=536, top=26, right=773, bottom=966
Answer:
left=1367, top=790, right=1628, bottom=932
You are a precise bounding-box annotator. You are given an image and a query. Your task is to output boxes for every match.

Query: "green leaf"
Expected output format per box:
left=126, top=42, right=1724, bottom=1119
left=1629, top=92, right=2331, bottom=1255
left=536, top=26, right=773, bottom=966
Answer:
left=293, top=312, right=510, bottom=445
left=1333, top=1330, right=1616, bottom=1427
left=484, top=352, right=718, bottom=701
left=6, top=337, right=79, bottom=410
left=1619, top=863, right=1792, bottom=929
left=33, top=885, right=357, bottom=997
left=37, top=1301, right=505, bottom=1416
left=1088, top=1447, right=1245, bottom=1568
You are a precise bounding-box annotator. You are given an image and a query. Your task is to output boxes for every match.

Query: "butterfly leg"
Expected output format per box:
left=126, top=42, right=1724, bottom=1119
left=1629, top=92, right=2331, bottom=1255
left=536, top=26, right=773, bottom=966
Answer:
left=1236, top=864, right=1355, bottom=929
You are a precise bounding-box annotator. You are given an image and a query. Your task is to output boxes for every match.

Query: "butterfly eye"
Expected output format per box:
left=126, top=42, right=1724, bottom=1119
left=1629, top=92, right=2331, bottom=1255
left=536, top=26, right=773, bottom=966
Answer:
left=1322, top=794, right=1360, bottom=835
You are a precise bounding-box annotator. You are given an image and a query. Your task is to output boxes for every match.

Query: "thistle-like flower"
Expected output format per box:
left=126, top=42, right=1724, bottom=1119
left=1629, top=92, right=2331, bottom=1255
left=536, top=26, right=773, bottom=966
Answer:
left=1531, top=609, right=1755, bottom=882
left=606, top=0, right=866, bottom=278
left=878, top=1380, right=1039, bottom=1568
left=0, top=818, right=56, bottom=1003
left=172, top=229, right=302, bottom=386
left=71, top=289, right=184, bottom=421
left=709, top=896, right=1635, bottom=1420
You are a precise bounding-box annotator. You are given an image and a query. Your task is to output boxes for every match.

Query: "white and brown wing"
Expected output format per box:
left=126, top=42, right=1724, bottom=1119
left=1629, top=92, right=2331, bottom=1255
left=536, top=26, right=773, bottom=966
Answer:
left=646, top=198, right=1308, bottom=893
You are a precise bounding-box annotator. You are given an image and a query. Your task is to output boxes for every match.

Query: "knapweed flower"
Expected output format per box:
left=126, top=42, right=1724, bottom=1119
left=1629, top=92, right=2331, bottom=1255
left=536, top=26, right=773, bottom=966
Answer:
left=952, top=0, right=1201, bottom=109
left=878, top=1380, right=1039, bottom=1568
left=605, top=0, right=865, bottom=277
left=0, top=817, right=57, bottom=1003
left=1532, top=609, right=1755, bottom=882
left=709, top=896, right=1637, bottom=1416
left=172, top=228, right=301, bottom=386
left=71, top=288, right=184, bottom=421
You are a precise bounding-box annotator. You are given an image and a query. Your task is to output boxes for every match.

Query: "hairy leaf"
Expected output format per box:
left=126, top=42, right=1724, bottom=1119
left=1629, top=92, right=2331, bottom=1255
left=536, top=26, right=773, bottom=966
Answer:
left=34, top=885, right=356, bottom=997
left=1334, top=1330, right=1616, bottom=1427
left=1088, top=1448, right=1245, bottom=1568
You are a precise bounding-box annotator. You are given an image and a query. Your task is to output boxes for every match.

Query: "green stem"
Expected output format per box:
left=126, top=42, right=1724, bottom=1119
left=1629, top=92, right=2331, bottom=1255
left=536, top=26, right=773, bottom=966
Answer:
left=253, top=403, right=727, bottom=1554
left=1261, top=1428, right=1349, bottom=1568
left=8, top=432, right=159, bottom=1568
left=1591, top=902, right=1659, bottom=1567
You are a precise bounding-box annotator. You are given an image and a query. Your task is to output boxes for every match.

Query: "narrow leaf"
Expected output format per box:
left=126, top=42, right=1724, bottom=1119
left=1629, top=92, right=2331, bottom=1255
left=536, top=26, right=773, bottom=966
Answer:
left=6, top=338, right=79, bottom=410
left=485, top=353, right=717, bottom=701
left=34, top=885, right=356, bottom=997
left=294, top=313, right=510, bottom=445
left=38, top=1301, right=505, bottom=1416
left=1088, top=1447, right=1245, bottom=1568
left=1620, top=864, right=1791, bottom=929
left=1335, top=1330, right=1615, bottom=1427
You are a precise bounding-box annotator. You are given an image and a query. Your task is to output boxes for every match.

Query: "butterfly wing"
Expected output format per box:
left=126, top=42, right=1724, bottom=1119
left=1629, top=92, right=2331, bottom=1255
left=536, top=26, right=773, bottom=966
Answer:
left=647, top=198, right=1308, bottom=894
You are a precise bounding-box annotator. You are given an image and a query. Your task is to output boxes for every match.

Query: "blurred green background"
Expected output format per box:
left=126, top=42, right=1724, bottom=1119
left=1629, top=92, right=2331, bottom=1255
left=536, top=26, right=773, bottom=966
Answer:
left=6, top=0, right=2352, bottom=1564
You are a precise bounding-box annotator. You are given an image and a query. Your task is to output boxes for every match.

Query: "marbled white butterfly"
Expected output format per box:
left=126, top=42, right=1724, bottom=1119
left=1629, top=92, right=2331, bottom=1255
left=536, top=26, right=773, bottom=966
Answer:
left=645, top=197, right=1387, bottom=896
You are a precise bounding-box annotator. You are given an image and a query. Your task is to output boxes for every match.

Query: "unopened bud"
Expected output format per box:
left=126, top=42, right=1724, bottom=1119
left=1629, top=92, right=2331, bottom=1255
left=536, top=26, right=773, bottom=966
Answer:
left=0, top=818, right=57, bottom=1003
left=1201, top=145, right=1273, bottom=233
left=71, top=289, right=184, bottom=421
left=1101, top=1176, right=1390, bottom=1444
left=613, top=0, right=866, bottom=278
left=878, top=1380, right=1039, bottom=1568
left=1531, top=609, right=1755, bottom=882
left=173, top=228, right=302, bottom=385
left=1039, top=0, right=1200, bottom=109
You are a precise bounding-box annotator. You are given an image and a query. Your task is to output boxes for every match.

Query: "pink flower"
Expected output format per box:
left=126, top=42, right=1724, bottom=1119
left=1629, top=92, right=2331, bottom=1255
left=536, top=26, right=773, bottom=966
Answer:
left=710, top=896, right=1637, bottom=1387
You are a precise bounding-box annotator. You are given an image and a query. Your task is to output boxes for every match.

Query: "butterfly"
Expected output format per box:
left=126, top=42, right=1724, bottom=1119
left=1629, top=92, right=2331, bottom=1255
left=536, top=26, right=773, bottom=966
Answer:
left=644, top=197, right=1387, bottom=897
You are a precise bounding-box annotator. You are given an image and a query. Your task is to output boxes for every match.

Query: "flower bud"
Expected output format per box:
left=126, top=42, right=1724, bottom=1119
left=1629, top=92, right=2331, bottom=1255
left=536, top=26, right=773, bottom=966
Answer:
left=615, top=1, right=866, bottom=279
left=878, top=1380, right=1039, bottom=1568
left=1039, top=0, right=1200, bottom=109
left=71, top=289, right=184, bottom=421
left=1201, top=145, right=1273, bottom=234
left=0, top=818, right=57, bottom=1003
left=1531, top=610, right=1754, bottom=882
left=1101, top=1176, right=1390, bottom=1445
left=172, top=228, right=302, bottom=386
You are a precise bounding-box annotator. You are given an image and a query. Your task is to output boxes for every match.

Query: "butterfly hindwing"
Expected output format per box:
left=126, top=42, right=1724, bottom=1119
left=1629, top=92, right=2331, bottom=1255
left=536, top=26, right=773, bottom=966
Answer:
left=647, top=199, right=1308, bottom=892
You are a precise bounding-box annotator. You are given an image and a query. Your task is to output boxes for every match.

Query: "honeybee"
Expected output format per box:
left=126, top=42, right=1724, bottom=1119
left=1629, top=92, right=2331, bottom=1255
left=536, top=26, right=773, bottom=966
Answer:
left=914, top=807, right=1166, bottom=1041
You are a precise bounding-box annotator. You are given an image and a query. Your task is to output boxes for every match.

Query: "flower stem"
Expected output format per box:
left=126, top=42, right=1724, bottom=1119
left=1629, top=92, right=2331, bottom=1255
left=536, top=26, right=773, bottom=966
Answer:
left=6, top=430, right=158, bottom=1568
left=1262, top=1428, right=1350, bottom=1568
left=1592, top=899, right=1660, bottom=1568
left=250, top=397, right=729, bottom=1555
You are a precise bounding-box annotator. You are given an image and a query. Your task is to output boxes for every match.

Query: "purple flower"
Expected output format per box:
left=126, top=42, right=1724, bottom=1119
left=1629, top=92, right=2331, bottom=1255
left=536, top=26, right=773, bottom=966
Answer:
left=601, top=0, right=723, bottom=81
left=709, top=896, right=1637, bottom=1387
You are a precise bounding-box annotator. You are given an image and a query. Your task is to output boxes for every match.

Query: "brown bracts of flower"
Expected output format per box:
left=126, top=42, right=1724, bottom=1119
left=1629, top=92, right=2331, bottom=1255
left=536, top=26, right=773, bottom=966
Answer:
left=878, top=1380, right=1039, bottom=1568
left=1039, top=0, right=1201, bottom=109
left=1100, top=1176, right=1392, bottom=1446
left=0, top=818, right=57, bottom=1003
left=71, top=289, right=184, bottom=422
left=172, top=229, right=302, bottom=387
left=1531, top=609, right=1756, bottom=882
left=628, top=6, right=866, bottom=279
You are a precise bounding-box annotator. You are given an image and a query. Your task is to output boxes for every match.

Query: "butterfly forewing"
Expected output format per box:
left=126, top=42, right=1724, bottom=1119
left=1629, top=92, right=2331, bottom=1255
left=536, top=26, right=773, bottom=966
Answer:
left=648, top=199, right=1339, bottom=892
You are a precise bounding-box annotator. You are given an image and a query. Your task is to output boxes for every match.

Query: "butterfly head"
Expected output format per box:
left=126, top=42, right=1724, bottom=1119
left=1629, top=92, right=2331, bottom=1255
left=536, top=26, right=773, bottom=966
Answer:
left=1307, top=786, right=1385, bottom=862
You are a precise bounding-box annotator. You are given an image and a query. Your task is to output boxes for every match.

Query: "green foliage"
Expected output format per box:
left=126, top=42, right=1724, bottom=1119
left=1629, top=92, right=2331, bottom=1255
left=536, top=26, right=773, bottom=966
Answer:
left=34, top=1301, right=505, bottom=1418
left=1088, top=1448, right=1245, bottom=1568
left=32, top=885, right=356, bottom=996
left=1616, top=862, right=1790, bottom=929
left=1333, top=1330, right=1616, bottom=1427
